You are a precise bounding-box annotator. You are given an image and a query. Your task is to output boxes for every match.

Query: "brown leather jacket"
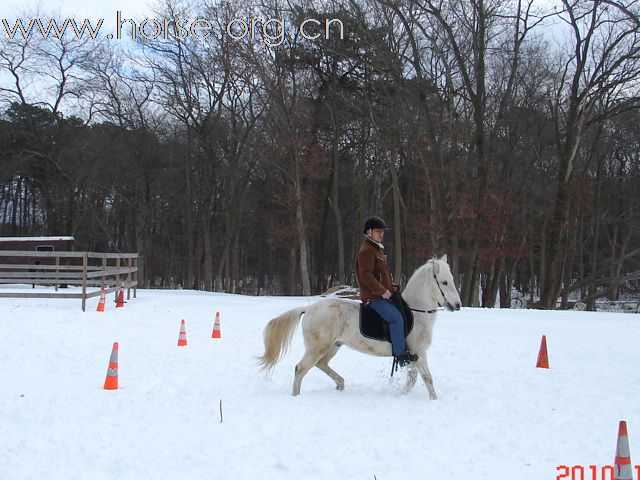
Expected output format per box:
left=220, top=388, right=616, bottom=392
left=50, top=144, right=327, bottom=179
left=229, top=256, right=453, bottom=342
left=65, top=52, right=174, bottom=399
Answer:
left=355, top=236, right=394, bottom=301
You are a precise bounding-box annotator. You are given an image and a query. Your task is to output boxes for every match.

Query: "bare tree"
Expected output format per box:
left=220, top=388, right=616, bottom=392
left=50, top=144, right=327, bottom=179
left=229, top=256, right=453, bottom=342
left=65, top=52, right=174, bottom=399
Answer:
left=540, top=0, right=640, bottom=309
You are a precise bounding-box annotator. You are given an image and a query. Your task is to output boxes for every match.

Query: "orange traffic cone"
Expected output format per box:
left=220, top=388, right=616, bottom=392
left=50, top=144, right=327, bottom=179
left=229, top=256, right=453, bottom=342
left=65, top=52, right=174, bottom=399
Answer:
left=614, top=421, right=633, bottom=480
left=178, top=319, right=188, bottom=346
left=536, top=335, right=549, bottom=368
left=96, top=289, right=106, bottom=312
left=212, top=312, right=221, bottom=339
left=103, top=342, right=118, bottom=390
left=115, top=289, right=125, bottom=308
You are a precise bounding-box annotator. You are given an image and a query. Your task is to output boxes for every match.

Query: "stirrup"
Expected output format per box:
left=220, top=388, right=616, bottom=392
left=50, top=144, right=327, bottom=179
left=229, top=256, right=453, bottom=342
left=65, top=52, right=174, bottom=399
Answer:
left=390, top=352, right=418, bottom=377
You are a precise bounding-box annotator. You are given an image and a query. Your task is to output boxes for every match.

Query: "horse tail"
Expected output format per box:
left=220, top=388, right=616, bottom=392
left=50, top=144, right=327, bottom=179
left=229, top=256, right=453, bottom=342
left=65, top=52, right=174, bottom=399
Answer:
left=257, top=306, right=307, bottom=373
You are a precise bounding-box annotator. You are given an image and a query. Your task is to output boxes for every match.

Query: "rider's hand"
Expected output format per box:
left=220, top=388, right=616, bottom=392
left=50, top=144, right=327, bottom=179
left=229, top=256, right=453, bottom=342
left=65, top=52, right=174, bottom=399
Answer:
left=382, top=290, right=392, bottom=300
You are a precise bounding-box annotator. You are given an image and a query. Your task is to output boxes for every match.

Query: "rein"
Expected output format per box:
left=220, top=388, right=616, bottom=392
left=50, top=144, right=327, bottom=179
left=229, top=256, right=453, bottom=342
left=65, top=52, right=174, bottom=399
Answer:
left=408, top=306, right=440, bottom=314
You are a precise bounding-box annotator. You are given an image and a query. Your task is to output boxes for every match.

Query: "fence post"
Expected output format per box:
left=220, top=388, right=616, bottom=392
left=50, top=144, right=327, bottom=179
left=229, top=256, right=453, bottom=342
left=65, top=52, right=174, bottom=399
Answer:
left=133, top=256, right=138, bottom=298
left=81, top=253, right=88, bottom=312
left=55, top=255, right=60, bottom=292
left=126, top=256, right=132, bottom=300
left=101, top=257, right=106, bottom=292
left=115, top=257, right=121, bottom=302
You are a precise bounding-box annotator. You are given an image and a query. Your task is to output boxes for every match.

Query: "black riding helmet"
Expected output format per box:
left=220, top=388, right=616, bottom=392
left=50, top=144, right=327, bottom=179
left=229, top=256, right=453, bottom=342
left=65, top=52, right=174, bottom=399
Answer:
left=363, top=216, right=390, bottom=234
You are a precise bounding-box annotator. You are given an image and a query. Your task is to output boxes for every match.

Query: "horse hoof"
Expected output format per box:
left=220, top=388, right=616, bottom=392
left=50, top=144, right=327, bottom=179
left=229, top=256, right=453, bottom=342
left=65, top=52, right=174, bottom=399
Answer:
left=336, top=385, right=344, bottom=391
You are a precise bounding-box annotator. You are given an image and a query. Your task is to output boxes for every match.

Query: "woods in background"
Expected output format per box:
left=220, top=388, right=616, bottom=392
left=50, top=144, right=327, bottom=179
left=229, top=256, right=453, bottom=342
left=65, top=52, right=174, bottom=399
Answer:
left=1, top=0, right=639, bottom=308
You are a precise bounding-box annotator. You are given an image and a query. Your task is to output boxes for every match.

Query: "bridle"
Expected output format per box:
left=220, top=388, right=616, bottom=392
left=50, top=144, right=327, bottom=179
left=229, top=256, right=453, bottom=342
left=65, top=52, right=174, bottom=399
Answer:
left=433, top=270, right=449, bottom=308
left=407, top=266, right=448, bottom=314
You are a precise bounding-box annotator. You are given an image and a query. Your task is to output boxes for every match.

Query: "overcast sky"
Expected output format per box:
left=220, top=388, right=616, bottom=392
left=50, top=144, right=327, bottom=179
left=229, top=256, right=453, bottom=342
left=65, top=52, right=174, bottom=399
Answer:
left=1, top=0, right=155, bottom=32
left=2, top=0, right=558, bottom=26
left=1, top=0, right=152, bottom=18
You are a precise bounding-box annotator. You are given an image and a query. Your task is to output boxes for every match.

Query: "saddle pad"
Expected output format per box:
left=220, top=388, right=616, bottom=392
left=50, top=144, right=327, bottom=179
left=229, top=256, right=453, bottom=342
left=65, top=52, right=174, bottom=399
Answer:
left=359, top=298, right=414, bottom=343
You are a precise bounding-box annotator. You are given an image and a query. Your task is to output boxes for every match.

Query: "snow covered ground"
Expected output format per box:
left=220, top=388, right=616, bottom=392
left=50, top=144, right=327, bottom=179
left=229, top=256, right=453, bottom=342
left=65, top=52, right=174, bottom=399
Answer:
left=1, top=287, right=639, bottom=480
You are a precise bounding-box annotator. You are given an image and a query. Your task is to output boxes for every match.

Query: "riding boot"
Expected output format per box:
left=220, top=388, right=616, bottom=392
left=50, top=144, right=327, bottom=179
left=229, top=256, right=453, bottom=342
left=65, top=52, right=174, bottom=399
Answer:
left=396, top=351, right=418, bottom=366
left=390, top=351, right=418, bottom=376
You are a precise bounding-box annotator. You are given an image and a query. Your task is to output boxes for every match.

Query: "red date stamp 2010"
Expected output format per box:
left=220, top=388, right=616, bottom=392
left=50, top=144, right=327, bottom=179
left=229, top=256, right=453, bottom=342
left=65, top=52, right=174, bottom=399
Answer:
left=556, top=464, right=640, bottom=479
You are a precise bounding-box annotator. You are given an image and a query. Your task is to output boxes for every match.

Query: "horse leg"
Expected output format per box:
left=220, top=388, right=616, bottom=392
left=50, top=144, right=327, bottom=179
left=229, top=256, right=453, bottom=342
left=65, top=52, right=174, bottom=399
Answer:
left=316, top=343, right=344, bottom=391
left=414, top=356, right=437, bottom=400
left=292, top=349, right=325, bottom=396
left=403, top=364, right=418, bottom=394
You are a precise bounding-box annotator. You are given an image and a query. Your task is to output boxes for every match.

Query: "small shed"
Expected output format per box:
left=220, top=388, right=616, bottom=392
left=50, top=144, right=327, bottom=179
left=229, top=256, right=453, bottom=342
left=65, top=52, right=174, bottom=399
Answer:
left=0, top=236, right=75, bottom=268
left=0, top=236, right=75, bottom=253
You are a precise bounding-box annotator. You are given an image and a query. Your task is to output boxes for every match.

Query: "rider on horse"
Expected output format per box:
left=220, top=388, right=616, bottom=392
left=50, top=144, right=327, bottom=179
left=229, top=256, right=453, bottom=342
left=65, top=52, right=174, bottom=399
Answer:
left=355, top=216, right=418, bottom=368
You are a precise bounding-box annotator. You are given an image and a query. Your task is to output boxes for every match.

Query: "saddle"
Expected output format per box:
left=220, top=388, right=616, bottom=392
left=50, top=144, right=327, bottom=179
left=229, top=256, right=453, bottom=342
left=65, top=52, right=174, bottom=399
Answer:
left=359, top=293, right=414, bottom=343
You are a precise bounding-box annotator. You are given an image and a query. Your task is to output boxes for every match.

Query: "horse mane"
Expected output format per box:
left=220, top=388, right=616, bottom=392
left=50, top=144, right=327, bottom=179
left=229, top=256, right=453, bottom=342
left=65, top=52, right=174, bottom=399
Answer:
left=403, top=257, right=453, bottom=307
left=405, top=258, right=440, bottom=286
left=404, top=259, right=434, bottom=292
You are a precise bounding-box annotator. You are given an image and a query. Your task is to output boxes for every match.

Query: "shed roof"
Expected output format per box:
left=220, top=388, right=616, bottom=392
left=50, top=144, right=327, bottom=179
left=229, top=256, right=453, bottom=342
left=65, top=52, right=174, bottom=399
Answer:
left=0, top=236, right=75, bottom=242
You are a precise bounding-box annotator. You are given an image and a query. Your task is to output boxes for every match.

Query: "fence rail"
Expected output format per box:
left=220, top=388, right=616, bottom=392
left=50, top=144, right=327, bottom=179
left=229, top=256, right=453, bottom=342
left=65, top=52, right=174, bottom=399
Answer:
left=0, top=251, right=139, bottom=311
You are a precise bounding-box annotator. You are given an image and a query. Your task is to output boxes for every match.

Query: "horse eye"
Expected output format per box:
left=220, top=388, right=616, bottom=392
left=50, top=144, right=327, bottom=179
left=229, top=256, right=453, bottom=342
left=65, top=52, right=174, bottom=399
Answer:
left=442, top=281, right=448, bottom=286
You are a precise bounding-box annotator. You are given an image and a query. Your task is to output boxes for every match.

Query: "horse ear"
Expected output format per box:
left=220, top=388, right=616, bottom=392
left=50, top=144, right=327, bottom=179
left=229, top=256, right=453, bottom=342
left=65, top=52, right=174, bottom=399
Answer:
left=440, top=254, right=448, bottom=263
left=432, top=258, right=440, bottom=275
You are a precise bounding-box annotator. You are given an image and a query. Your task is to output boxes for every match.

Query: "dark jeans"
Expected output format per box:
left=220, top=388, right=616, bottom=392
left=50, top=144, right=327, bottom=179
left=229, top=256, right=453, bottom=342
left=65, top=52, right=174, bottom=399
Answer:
left=369, top=298, right=407, bottom=356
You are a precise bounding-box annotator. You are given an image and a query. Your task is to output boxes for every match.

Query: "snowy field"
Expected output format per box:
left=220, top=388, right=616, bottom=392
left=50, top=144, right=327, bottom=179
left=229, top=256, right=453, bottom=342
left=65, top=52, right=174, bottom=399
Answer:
left=1, top=287, right=639, bottom=480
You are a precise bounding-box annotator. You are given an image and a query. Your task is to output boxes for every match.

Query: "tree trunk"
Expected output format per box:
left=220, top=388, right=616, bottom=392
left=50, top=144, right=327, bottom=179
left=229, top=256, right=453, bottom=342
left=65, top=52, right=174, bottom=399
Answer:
left=203, top=209, right=213, bottom=291
left=389, top=151, right=403, bottom=282
left=185, top=134, right=194, bottom=289
left=292, top=153, right=311, bottom=295
left=588, top=151, right=602, bottom=309
left=329, top=126, right=345, bottom=285
left=484, top=257, right=505, bottom=308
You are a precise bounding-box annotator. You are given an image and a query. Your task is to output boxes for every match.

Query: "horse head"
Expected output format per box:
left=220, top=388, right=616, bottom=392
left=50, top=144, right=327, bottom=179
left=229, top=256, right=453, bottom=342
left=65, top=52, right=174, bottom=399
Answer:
left=429, top=254, right=462, bottom=312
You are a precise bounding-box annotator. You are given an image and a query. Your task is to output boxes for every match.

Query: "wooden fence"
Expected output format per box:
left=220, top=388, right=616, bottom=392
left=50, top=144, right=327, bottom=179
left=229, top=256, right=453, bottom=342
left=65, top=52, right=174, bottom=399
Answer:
left=0, top=251, right=139, bottom=311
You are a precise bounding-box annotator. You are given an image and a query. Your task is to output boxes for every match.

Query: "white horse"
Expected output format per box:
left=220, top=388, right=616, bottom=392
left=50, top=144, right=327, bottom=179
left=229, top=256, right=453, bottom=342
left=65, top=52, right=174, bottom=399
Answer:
left=258, top=255, right=461, bottom=398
